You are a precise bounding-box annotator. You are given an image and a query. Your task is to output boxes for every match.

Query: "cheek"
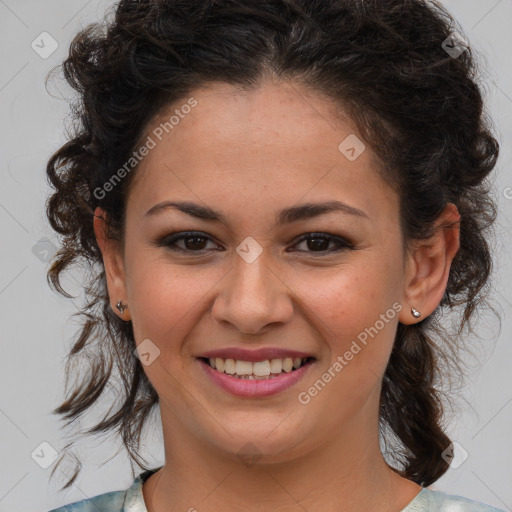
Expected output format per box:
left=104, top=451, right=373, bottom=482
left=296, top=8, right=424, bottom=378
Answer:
left=125, top=258, right=219, bottom=392
left=285, top=259, right=402, bottom=371
left=289, top=265, right=402, bottom=417
left=292, top=260, right=399, bottom=327
left=127, top=260, right=215, bottom=341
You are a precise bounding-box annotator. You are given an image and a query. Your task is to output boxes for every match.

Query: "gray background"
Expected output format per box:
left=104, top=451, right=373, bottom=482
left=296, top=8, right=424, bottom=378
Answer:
left=0, top=1, right=511, bottom=511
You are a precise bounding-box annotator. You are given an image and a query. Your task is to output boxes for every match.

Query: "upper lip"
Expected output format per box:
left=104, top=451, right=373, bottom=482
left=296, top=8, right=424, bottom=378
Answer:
left=197, top=347, right=315, bottom=362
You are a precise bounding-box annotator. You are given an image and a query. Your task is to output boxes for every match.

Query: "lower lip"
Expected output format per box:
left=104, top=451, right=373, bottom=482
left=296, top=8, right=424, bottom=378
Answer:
left=198, top=359, right=314, bottom=397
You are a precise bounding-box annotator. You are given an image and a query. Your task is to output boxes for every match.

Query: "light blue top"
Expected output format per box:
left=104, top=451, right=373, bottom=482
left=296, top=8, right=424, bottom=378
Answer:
left=48, top=467, right=505, bottom=511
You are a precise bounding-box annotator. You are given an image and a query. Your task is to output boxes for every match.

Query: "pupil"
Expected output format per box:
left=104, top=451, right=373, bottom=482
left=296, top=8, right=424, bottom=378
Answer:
left=308, top=238, right=328, bottom=251
left=185, top=236, right=206, bottom=250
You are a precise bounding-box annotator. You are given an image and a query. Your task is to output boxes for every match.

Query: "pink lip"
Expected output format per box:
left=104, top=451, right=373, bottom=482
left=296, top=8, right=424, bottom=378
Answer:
left=198, top=358, right=315, bottom=397
left=198, top=347, right=314, bottom=362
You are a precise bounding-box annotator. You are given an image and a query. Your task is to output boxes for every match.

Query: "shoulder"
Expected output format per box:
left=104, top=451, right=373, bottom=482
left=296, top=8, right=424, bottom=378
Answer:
left=47, top=466, right=161, bottom=512
left=47, top=489, right=127, bottom=512
left=405, top=488, right=506, bottom=512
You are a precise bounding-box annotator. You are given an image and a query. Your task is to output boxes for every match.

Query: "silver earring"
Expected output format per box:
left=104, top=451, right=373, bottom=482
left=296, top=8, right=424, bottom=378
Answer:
left=411, top=307, right=422, bottom=319
left=116, top=300, right=127, bottom=314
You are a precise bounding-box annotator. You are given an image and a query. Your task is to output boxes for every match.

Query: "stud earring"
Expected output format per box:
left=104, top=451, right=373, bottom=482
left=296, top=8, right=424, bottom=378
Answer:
left=411, top=307, right=422, bottom=319
left=116, top=300, right=127, bottom=314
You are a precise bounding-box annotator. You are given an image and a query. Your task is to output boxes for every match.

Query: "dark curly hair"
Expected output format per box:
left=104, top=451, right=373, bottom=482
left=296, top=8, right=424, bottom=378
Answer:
left=45, top=0, right=499, bottom=490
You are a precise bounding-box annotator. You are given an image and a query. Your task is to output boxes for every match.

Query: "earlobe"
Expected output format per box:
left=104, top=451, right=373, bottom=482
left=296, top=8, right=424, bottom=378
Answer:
left=93, top=207, right=131, bottom=321
left=399, top=203, right=460, bottom=325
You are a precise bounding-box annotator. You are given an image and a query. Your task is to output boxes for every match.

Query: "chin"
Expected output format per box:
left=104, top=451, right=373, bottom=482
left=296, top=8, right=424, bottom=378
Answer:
left=199, top=416, right=314, bottom=465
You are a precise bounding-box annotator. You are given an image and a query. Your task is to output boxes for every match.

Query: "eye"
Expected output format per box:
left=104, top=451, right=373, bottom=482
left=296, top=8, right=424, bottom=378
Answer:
left=289, top=232, right=354, bottom=254
left=156, top=231, right=354, bottom=255
left=156, top=231, right=222, bottom=253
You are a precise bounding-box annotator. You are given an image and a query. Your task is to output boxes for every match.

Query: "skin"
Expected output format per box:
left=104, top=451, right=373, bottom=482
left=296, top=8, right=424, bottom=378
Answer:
left=94, top=79, right=460, bottom=512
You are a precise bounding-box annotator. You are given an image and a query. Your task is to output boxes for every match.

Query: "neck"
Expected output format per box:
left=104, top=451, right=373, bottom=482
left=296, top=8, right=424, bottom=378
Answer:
left=143, top=399, right=421, bottom=511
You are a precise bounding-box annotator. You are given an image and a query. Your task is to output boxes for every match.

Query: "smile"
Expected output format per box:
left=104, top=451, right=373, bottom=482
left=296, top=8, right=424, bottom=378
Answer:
left=200, top=356, right=313, bottom=379
left=197, top=354, right=316, bottom=397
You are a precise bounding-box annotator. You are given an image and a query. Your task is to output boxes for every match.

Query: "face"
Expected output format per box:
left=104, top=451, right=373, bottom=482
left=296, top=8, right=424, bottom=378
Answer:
left=100, top=80, right=414, bottom=463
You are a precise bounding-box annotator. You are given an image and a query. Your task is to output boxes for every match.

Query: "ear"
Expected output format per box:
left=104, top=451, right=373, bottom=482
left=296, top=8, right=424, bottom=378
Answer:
left=93, top=207, right=131, bottom=321
left=399, top=203, right=460, bottom=325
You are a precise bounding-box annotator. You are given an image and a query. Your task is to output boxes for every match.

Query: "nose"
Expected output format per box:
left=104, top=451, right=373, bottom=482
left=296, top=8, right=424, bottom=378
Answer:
left=211, top=250, right=294, bottom=336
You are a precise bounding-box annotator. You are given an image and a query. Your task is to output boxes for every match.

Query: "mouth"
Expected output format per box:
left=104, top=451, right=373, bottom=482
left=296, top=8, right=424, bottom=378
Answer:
left=198, top=356, right=315, bottom=380
left=196, top=352, right=316, bottom=397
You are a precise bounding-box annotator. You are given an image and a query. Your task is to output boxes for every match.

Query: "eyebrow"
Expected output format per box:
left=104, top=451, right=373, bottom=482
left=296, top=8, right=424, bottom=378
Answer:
left=144, top=199, right=369, bottom=224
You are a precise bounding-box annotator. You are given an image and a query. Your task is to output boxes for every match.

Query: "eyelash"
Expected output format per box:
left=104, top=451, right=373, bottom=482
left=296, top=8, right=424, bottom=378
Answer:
left=156, top=231, right=354, bottom=255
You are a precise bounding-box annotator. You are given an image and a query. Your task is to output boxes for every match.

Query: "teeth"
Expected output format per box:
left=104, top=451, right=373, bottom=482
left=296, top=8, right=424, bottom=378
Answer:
left=235, top=360, right=253, bottom=375
left=253, top=360, right=271, bottom=376
left=205, top=356, right=309, bottom=378
left=282, top=357, right=293, bottom=372
left=269, top=358, right=282, bottom=373
left=224, top=358, right=236, bottom=375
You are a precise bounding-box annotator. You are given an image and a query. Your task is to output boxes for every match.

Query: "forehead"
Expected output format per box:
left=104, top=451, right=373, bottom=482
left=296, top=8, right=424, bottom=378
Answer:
left=150, top=80, right=358, bottom=158
left=127, top=80, right=396, bottom=225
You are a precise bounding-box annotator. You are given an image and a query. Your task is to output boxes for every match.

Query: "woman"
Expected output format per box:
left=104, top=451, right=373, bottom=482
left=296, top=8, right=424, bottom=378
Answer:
left=45, top=0, right=503, bottom=510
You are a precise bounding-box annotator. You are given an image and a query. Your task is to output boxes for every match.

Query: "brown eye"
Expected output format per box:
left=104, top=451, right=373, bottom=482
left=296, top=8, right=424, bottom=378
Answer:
left=156, top=231, right=220, bottom=253
left=290, top=233, right=353, bottom=254
left=305, top=237, right=330, bottom=251
left=182, top=235, right=208, bottom=250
